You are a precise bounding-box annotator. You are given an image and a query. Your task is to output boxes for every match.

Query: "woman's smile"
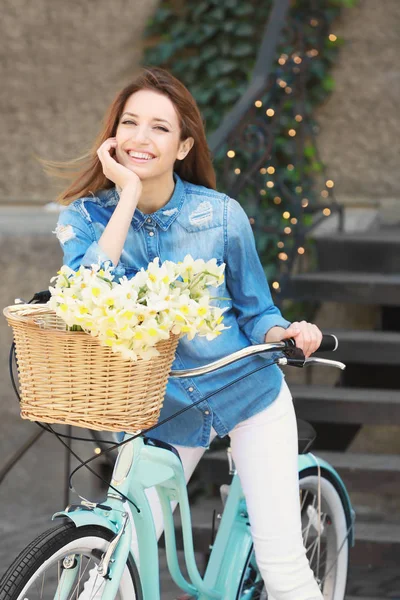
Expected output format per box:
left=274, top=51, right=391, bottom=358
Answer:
left=126, top=150, right=157, bottom=164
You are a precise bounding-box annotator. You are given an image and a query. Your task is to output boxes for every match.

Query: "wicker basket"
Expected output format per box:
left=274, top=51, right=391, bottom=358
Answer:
left=3, top=304, right=180, bottom=432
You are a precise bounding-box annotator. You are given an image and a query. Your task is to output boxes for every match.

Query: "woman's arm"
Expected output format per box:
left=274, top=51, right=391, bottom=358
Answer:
left=224, top=196, right=291, bottom=345
left=96, top=137, right=142, bottom=265
left=97, top=182, right=139, bottom=265
left=224, top=197, right=322, bottom=357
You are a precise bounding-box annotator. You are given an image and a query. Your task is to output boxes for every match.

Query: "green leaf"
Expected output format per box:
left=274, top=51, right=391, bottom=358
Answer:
left=303, top=142, right=316, bottom=159
left=232, top=43, right=253, bottom=57
left=322, top=74, right=335, bottom=92
left=192, top=1, right=211, bottom=18
left=234, top=4, right=255, bottom=16
left=234, top=22, right=254, bottom=36
left=219, top=87, right=240, bottom=103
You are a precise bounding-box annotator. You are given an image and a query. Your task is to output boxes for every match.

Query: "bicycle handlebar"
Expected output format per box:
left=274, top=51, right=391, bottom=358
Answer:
left=21, top=292, right=343, bottom=376
left=170, top=334, right=345, bottom=379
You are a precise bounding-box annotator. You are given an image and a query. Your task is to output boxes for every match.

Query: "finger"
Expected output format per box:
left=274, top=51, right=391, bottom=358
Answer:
left=304, top=322, right=320, bottom=357
left=97, top=138, right=118, bottom=160
left=283, top=321, right=300, bottom=340
left=311, top=324, right=323, bottom=354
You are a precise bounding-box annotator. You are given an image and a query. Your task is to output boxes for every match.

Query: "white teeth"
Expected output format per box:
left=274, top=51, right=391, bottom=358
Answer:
left=128, top=151, right=154, bottom=160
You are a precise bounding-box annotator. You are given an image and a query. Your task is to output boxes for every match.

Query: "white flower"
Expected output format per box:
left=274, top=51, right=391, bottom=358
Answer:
left=48, top=255, right=229, bottom=362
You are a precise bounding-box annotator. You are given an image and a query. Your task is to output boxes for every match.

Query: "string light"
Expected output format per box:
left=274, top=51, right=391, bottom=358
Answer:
left=329, top=34, right=337, bottom=42
left=291, top=217, right=298, bottom=224
left=295, top=186, right=302, bottom=193
left=260, top=168, right=267, bottom=174
left=298, top=247, right=305, bottom=255
left=249, top=217, right=255, bottom=224
left=255, top=100, right=263, bottom=108
left=323, top=208, right=331, bottom=216
left=283, top=211, right=290, bottom=219
left=288, top=129, right=296, bottom=136
left=260, top=189, right=267, bottom=196
left=234, top=168, right=241, bottom=174
left=301, top=198, right=309, bottom=207
left=266, top=108, right=275, bottom=117
left=293, top=56, right=302, bottom=64
left=273, top=196, right=282, bottom=205
left=284, top=226, right=292, bottom=234
left=295, top=114, right=303, bottom=122
left=94, top=447, right=102, bottom=455
left=267, top=166, right=275, bottom=174
left=277, top=241, right=284, bottom=248
left=287, top=164, right=294, bottom=171
left=307, top=49, right=319, bottom=57
left=326, top=179, right=334, bottom=188
left=278, top=79, right=287, bottom=88
left=321, top=190, right=329, bottom=198
left=310, top=18, right=319, bottom=26
left=285, top=87, right=293, bottom=94
left=272, top=281, right=280, bottom=290
left=278, top=252, right=288, bottom=261
left=227, top=150, right=235, bottom=158
left=266, top=181, right=274, bottom=188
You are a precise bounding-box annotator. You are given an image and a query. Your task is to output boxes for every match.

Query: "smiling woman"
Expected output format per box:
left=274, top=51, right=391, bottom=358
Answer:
left=113, top=89, right=194, bottom=213
left=43, top=66, right=325, bottom=600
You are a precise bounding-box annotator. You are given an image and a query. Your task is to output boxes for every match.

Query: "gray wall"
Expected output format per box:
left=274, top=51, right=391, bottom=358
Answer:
left=0, top=0, right=159, bottom=204
left=316, top=0, right=400, bottom=207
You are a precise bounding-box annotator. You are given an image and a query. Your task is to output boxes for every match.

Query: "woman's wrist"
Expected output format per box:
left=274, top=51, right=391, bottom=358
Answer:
left=119, top=181, right=141, bottom=206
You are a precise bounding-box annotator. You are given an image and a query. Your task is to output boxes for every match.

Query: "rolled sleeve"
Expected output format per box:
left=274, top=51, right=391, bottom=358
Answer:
left=53, top=204, right=126, bottom=280
left=225, top=197, right=290, bottom=345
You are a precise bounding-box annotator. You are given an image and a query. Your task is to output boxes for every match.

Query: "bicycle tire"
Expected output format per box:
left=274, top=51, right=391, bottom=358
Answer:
left=0, top=521, right=142, bottom=600
left=236, top=468, right=350, bottom=600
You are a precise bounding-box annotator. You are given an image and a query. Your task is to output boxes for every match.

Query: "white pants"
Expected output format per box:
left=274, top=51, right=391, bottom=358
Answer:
left=132, top=379, right=322, bottom=600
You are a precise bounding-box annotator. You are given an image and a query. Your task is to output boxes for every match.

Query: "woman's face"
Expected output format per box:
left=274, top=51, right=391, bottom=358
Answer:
left=114, top=89, right=193, bottom=182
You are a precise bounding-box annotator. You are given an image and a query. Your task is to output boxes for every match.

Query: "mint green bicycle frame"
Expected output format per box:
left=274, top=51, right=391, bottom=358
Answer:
left=53, top=432, right=354, bottom=600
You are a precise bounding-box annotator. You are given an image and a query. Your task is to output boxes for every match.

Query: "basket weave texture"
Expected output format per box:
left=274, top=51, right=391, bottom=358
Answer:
left=3, top=304, right=180, bottom=432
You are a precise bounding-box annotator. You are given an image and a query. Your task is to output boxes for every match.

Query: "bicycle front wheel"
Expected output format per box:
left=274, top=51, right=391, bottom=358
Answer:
left=0, top=522, right=142, bottom=600
left=236, top=468, right=350, bottom=600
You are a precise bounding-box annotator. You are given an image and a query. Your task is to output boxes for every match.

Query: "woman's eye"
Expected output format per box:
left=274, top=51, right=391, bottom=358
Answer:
left=120, top=121, right=168, bottom=132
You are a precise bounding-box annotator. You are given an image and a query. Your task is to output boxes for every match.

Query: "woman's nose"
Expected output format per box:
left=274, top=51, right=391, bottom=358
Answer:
left=132, top=126, right=150, bottom=144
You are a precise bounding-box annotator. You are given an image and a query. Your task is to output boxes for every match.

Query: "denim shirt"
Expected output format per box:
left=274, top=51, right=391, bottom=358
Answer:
left=54, top=172, right=291, bottom=447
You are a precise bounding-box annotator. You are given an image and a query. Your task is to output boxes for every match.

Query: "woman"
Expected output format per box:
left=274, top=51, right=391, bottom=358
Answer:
left=49, top=66, right=323, bottom=599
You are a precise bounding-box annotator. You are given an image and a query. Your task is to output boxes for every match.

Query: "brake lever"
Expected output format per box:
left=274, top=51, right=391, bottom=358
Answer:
left=279, top=345, right=306, bottom=368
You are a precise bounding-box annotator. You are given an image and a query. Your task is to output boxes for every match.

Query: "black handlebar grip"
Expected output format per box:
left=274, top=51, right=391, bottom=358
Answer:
left=318, top=334, right=338, bottom=352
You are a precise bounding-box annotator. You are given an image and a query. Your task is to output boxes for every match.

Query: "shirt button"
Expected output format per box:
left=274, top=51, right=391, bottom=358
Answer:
left=147, top=218, right=152, bottom=223
left=149, top=231, right=154, bottom=236
left=204, top=410, right=210, bottom=415
left=188, top=386, right=194, bottom=392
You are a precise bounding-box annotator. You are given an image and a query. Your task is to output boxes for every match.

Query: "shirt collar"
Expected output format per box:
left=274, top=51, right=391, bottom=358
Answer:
left=109, top=172, right=185, bottom=232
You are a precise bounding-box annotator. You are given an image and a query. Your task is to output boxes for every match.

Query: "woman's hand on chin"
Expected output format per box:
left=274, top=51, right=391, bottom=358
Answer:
left=97, top=137, right=142, bottom=196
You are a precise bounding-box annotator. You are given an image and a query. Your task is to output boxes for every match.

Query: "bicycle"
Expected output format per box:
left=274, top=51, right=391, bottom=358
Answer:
left=0, top=331, right=355, bottom=600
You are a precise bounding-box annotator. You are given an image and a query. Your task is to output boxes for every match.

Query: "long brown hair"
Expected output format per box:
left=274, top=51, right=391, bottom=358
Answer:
left=42, top=66, right=216, bottom=205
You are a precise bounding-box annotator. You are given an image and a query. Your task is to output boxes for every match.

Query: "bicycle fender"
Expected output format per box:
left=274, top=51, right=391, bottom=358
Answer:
left=52, top=507, right=118, bottom=535
left=298, top=453, right=355, bottom=547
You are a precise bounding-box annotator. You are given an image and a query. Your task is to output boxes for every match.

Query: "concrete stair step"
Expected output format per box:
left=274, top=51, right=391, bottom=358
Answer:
left=316, top=329, right=400, bottom=365
left=168, top=508, right=400, bottom=570
left=291, top=384, right=400, bottom=425
left=283, top=271, right=400, bottom=305
left=195, top=448, right=400, bottom=496
left=315, top=230, right=400, bottom=274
